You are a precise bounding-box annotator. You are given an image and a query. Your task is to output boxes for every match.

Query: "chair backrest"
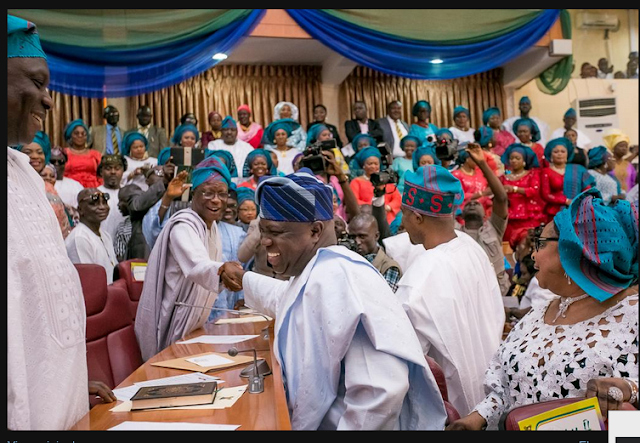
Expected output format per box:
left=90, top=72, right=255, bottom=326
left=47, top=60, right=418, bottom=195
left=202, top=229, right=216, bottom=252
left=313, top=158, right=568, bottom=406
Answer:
left=425, top=355, right=449, bottom=402
left=501, top=398, right=637, bottom=430
left=425, top=355, right=460, bottom=425
left=115, top=259, right=146, bottom=320
left=75, top=264, right=142, bottom=389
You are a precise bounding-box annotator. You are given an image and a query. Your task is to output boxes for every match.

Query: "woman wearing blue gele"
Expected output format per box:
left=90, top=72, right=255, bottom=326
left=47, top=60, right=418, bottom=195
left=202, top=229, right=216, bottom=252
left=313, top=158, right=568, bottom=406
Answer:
left=448, top=188, right=638, bottom=430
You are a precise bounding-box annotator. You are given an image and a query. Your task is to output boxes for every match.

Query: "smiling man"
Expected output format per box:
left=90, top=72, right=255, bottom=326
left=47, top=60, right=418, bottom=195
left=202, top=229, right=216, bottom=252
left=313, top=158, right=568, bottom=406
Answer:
left=7, top=15, right=93, bottom=430
left=134, top=156, right=232, bottom=361
left=218, top=169, right=447, bottom=430
left=206, top=116, right=254, bottom=179
left=65, top=188, right=118, bottom=284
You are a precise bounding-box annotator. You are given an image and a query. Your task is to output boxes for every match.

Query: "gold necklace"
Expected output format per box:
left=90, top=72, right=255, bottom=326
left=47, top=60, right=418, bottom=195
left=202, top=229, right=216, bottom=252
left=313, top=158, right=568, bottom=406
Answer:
left=507, top=170, right=527, bottom=180
left=460, top=166, right=476, bottom=176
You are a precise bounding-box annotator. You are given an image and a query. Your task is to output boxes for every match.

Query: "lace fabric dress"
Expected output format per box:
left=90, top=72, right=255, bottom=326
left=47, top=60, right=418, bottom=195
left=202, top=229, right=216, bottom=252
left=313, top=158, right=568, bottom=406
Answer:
left=474, top=294, right=639, bottom=430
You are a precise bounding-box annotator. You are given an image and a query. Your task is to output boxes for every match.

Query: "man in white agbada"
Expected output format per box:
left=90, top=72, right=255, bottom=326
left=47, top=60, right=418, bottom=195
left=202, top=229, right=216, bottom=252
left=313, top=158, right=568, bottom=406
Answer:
left=396, top=164, right=505, bottom=417
left=7, top=16, right=90, bottom=430
left=218, top=170, right=447, bottom=430
left=135, top=157, right=232, bottom=361
left=206, top=116, right=254, bottom=180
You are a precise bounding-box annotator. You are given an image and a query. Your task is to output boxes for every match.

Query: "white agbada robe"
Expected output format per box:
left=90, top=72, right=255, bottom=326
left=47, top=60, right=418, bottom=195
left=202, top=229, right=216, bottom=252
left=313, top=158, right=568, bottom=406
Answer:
left=448, top=127, right=476, bottom=144
left=98, top=185, right=126, bottom=241
left=395, top=230, right=505, bottom=417
left=382, top=232, right=424, bottom=273
left=207, top=139, right=254, bottom=179
left=243, top=245, right=447, bottom=430
left=122, top=155, right=158, bottom=191
left=8, top=147, right=89, bottom=430
left=135, top=209, right=223, bottom=361
left=54, top=176, right=84, bottom=208
left=65, top=223, right=118, bottom=284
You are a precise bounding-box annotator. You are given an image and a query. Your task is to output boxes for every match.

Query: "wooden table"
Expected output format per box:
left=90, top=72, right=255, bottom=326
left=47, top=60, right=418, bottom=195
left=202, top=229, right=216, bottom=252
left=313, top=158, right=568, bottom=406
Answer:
left=71, top=318, right=291, bottom=430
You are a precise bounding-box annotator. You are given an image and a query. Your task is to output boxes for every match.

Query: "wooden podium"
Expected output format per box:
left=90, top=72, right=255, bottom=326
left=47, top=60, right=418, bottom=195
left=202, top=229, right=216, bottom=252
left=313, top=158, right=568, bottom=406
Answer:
left=71, top=318, right=291, bottom=430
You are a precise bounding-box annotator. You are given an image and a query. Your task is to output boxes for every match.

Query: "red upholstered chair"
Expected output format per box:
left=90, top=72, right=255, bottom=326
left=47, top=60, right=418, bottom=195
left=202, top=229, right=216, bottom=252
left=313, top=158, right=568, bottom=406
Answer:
left=112, top=259, right=146, bottom=320
left=425, top=355, right=461, bottom=425
left=500, top=398, right=638, bottom=430
left=75, top=264, right=143, bottom=397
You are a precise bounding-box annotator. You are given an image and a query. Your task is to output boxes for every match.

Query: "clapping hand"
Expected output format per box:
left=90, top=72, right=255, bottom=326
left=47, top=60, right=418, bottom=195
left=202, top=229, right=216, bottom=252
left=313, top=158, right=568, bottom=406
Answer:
left=218, top=262, right=245, bottom=292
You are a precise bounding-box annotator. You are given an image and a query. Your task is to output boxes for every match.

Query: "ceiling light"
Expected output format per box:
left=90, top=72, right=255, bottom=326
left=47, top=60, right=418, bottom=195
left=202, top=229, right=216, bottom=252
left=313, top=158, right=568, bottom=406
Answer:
left=430, top=59, right=444, bottom=64
left=212, top=53, right=228, bottom=61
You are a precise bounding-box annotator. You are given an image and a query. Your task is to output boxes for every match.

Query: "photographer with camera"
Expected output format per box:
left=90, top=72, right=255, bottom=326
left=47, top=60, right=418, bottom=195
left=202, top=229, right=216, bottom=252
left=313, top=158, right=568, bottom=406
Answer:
left=350, top=147, right=402, bottom=224
left=348, top=213, right=402, bottom=292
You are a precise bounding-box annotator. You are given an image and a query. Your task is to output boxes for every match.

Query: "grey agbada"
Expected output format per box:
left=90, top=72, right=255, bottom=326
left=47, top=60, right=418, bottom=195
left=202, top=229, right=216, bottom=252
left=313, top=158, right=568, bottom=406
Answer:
left=135, top=208, right=222, bottom=360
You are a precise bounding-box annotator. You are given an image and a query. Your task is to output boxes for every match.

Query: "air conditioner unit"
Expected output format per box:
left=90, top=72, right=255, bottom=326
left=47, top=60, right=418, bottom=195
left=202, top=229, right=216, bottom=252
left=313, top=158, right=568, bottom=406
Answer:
left=576, top=12, right=620, bottom=31
left=572, top=97, right=618, bottom=148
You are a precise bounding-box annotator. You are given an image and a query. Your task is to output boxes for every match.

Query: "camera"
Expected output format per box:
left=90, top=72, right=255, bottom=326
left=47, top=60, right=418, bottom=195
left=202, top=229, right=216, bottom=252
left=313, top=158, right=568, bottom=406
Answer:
left=336, top=232, right=357, bottom=252
left=300, top=139, right=337, bottom=174
left=370, top=142, right=398, bottom=189
left=370, top=169, right=399, bottom=188
left=434, top=136, right=462, bottom=162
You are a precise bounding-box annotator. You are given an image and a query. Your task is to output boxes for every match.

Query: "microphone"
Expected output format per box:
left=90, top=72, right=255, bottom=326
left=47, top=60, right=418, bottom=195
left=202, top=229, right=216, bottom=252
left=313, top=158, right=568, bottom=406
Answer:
left=228, top=347, right=271, bottom=394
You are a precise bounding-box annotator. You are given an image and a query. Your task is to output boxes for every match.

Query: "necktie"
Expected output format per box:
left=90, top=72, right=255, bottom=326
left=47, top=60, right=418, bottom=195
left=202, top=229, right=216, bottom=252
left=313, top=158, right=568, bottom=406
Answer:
left=395, top=120, right=404, bottom=140
left=111, top=127, right=119, bottom=155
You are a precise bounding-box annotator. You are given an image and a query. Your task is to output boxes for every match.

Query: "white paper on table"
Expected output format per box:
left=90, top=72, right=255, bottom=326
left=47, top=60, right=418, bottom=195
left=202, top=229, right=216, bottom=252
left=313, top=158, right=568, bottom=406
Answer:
left=214, top=315, right=272, bottom=325
left=108, top=421, right=239, bottom=431
left=112, top=373, right=222, bottom=402
left=177, top=335, right=259, bottom=345
left=186, top=354, right=235, bottom=368
left=110, top=385, right=248, bottom=413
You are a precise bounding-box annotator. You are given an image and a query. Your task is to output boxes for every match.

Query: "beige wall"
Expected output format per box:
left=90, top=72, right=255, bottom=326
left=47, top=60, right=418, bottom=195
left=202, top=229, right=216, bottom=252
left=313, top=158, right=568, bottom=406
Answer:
left=570, top=9, right=638, bottom=77
left=514, top=78, right=638, bottom=145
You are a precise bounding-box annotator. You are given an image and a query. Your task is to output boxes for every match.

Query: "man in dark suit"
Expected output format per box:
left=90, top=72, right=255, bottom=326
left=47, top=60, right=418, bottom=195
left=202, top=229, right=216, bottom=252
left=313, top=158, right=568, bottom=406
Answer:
left=90, top=105, right=123, bottom=155
left=344, top=100, right=384, bottom=144
left=376, top=100, right=410, bottom=158
left=124, top=105, right=169, bottom=158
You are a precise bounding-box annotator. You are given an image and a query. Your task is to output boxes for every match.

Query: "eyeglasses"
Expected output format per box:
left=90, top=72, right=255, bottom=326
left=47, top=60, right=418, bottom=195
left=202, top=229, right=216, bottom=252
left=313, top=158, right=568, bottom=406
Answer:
left=533, top=236, right=559, bottom=252
left=198, top=190, right=229, bottom=201
left=50, top=159, right=66, bottom=166
left=79, top=192, right=110, bottom=204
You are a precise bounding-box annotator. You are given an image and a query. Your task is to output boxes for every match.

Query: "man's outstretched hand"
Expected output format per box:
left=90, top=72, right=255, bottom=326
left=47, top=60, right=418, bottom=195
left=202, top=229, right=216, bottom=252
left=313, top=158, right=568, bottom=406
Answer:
left=218, top=262, right=245, bottom=292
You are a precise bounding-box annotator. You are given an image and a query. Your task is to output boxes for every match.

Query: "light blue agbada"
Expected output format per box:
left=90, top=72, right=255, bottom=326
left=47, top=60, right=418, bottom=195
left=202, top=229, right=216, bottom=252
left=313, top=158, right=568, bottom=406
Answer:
left=243, top=245, right=447, bottom=430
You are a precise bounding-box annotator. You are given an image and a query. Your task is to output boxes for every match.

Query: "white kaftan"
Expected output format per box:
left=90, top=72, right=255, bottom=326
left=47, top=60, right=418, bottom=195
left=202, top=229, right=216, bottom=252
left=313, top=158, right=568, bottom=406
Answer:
left=8, top=147, right=88, bottom=430
left=243, top=245, right=447, bottom=430
left=395, top=230, right=505, bottom=417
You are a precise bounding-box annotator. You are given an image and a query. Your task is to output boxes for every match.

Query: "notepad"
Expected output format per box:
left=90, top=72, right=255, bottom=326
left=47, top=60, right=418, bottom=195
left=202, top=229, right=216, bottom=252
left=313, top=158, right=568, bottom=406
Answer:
left=150, top=352, right=253, bottom=372
left=113, top=373, right=223, bottom=402
left=186, top=354, right=234, bottom=368
left=214, top=315, right=272, bottom=325
left=517, top=397, right=605, bottom=431
left=108, top=421, right=239, bottom=431
left=177, top=335, right=259, bottom=345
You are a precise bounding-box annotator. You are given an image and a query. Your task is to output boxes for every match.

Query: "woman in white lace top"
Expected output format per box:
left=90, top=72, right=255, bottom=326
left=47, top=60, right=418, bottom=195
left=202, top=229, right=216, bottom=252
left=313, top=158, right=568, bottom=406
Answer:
left=448, top=188, right=639, bottom=430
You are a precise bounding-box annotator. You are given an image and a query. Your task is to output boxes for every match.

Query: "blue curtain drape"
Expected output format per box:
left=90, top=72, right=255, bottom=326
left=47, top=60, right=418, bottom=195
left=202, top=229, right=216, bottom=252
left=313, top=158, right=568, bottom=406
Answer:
left=44, top=9, right=266, bottom=98
left=286, top=9, right=560, bottom=80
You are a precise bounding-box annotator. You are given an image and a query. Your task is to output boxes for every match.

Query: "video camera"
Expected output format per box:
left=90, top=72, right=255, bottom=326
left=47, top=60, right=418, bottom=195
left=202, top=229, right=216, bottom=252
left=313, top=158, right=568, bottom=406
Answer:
left=336, top=231, right=358, bottom=252
left=370, top=142, right=398, bottom=188
left=300, top=139, right=337, bottom=175
left=431, top=135, right=463, bottom=162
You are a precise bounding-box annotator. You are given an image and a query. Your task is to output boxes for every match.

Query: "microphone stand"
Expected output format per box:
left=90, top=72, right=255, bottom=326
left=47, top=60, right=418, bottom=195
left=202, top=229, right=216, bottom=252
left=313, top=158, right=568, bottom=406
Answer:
left=228, top=347, right=267, bottom=394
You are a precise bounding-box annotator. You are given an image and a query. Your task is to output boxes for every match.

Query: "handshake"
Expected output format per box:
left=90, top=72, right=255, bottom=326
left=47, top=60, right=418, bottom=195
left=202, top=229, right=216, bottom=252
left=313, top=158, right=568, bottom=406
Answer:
left=218, top=262, right=246, bottom=292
